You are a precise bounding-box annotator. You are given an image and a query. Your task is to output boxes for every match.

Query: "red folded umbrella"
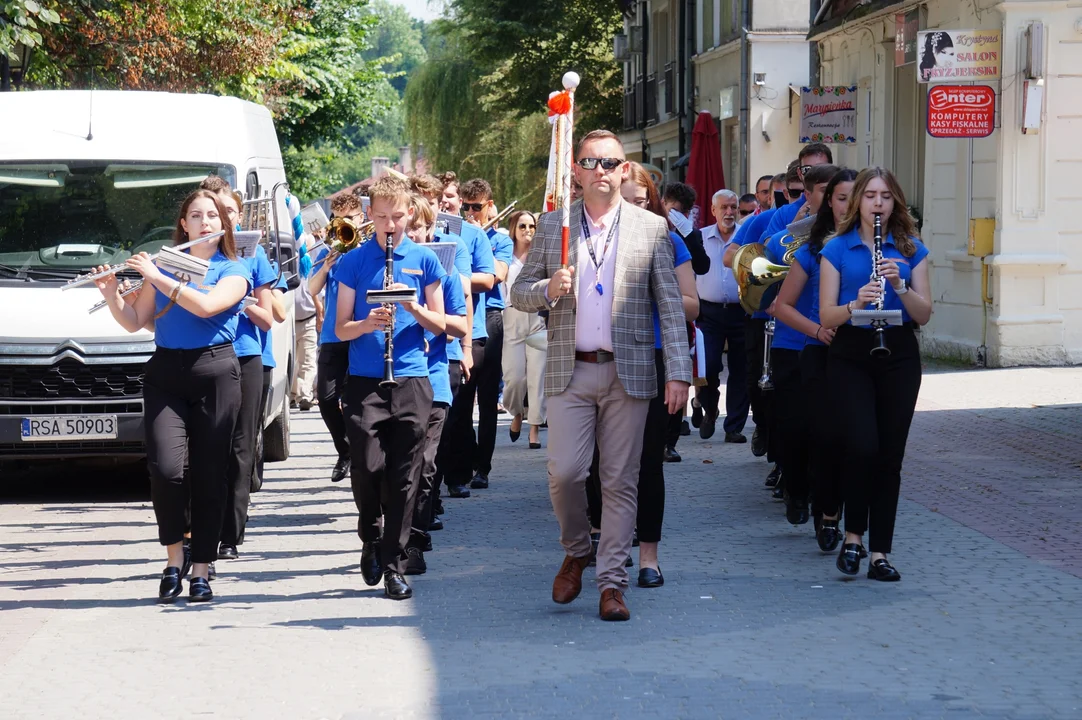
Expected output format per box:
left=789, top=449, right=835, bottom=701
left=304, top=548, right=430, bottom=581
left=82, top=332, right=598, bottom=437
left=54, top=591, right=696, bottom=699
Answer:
left=686, top=111, right=726, bottom=229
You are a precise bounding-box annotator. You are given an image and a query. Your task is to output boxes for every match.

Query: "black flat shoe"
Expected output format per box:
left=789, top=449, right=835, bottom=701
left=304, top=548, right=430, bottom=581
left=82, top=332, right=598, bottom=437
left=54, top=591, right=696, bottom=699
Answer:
left=772, top=484, right=785, bottom=500
left=786, top=501, right=810, bottom=526
left=189, top=577, right=213, bottom=602
left=331, top=455, right=351, bottom=483
left=217, top=543, right=238, bottom=560
left=679, top=420, right=691, bottom=436
left=384, top=571, right=413, bottom=600
left=638, top=567, right=664, bottom=588
left=691, top=400, right=702, bottom=428
left=404, top=547, right=427, bottom=576
left=428, top=515, right=444, bottom=531
left=447, top=484, right=471, bottom=498
left=764, top=464, right=781, bottom=487
left=817, top=520, right=841, bottom=552
left=360, top=541, right=382, bottom=587
left=836, top=543, right=862, bottom=576
left=207, top=562, right=217, bottom=581
left=158, top=567, right=183, bottom=603
left=422, top=534, right=433, bottom=552
left=180, top=540, right=192, bottom=580
left=724, top=431, right=746, bottom=444
left=529, top=441, right=541, bottom=449
left=867, top=558, right=901, bottom=582
left=663, top=446, right=681, bottom=462
left=470, top=472, right=489, bottom=490
left=509, top=428, right=521, bottom=442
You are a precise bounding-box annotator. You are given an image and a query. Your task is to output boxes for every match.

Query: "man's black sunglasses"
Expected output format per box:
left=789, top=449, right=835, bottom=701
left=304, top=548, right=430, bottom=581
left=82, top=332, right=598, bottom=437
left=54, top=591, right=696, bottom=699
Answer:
left=576, top=157, right=625, bottom=171
left=787, top=187, right=804, bottom=199
left=462, top=202, right=486, bottom=212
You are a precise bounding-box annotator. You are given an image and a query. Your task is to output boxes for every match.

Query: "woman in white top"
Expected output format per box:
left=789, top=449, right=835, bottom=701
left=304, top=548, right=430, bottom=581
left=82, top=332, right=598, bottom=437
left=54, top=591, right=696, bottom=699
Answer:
left=502, top=210, right=546, bottom=448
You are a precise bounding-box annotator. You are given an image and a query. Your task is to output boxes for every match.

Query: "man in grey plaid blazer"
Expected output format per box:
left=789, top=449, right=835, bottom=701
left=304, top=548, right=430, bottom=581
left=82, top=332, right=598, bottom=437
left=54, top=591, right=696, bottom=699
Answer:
left=510, top=130, right=692, bottom=622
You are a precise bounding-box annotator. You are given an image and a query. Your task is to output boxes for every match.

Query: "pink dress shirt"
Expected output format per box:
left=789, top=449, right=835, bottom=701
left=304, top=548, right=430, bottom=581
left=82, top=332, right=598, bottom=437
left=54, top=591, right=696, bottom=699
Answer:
left=575, top=204, right=621, bottom=352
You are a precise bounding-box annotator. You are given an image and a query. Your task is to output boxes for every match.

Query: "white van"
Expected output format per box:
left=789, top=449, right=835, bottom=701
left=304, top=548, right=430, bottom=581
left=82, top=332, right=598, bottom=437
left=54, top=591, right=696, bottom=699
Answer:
left=0, top=90, right=297, bottom=475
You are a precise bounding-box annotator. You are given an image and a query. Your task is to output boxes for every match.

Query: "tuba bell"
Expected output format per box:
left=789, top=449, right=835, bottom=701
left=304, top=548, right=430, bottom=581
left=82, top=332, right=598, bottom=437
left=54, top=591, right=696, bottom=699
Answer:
left=733, top=243, right=789, bottom=314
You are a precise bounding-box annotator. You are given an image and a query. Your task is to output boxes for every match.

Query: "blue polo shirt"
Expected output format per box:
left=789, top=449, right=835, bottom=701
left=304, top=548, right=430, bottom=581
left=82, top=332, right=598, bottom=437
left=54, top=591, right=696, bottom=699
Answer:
left=765, top=228, right=809, bottom=351
left=154, top=251, right=251, bottom=350
left=315, top=246, right=344, bottom=344
left=732, top=209, right=778, bottom=321
left=819, top=228, right=929, bottom=326
left=260, top=262, right=289, bottom=368
left=762, top=197, right=805, bottom=240
left=652, top=232, right=692, bottom=349
left=336, top=237, right=446, bottom=379
left=793, top=243, right=825, bottom=348
left=445, top=241, right=473, bottom=363
left=234, top=246, right=279, bottom=359
left=485, top=228, right=514, bottom=311
left=454, top=223, right=494, bottom=340
left=426, top=271, right=468, bottom=405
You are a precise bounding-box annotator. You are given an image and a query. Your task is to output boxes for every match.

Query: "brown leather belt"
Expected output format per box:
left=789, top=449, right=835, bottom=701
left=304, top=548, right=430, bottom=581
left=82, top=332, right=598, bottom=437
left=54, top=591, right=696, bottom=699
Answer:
left=575, top=350, right=614, bottom=364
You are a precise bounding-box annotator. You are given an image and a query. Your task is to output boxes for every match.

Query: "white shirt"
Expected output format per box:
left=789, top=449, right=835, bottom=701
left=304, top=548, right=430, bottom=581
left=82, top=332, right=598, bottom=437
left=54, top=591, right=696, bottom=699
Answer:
left=695, top=223, right=740, bottom=304
left=575, top=204, right=620, bottom=352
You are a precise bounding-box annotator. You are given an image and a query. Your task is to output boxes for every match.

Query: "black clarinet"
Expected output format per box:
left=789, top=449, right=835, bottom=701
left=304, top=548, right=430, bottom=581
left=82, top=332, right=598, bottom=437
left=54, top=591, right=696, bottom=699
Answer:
left=870, top=213, right=890, bottom=358
left=380, top=236, right=399, bottom=388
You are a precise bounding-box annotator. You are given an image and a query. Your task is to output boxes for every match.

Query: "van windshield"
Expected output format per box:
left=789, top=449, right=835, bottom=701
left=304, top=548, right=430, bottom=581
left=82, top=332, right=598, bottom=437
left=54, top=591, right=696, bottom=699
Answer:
left=0, top=161, right=235, bottom=281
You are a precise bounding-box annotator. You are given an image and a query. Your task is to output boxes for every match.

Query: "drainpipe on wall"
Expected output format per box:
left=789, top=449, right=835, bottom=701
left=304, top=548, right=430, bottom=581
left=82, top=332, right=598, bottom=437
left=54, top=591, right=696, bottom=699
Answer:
left=680, top=0, right=696, bottom=181
left=738, top=0, right=751, bottom=193
left=809, top=0, right=821, bottom=86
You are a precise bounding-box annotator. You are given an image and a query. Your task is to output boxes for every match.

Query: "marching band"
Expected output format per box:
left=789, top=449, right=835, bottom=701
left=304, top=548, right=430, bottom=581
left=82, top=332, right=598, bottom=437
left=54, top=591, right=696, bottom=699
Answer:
left=82, top=134, right=931, bottom=609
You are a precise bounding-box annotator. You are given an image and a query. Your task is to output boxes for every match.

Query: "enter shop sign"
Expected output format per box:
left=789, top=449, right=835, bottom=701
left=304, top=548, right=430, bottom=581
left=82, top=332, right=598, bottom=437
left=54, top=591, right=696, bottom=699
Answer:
left=926, top=85, right=996, bottom=138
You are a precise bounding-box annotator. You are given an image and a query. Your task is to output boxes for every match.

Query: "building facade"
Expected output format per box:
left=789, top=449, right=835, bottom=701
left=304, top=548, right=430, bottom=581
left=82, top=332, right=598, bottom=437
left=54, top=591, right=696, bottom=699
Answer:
left=617, top=0, right=811, bottom=191
left=812, top=0, right=1082, bottom=366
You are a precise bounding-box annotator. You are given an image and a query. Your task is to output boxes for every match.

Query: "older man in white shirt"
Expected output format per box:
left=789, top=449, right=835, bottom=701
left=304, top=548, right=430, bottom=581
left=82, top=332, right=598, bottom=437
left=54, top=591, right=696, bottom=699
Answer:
left=693, top=189, right=750, bottom=443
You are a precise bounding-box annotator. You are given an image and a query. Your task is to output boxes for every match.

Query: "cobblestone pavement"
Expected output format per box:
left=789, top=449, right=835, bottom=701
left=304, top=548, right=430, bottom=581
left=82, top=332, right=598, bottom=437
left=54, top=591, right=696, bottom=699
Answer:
left=1, top=364, right=1081, bottom=719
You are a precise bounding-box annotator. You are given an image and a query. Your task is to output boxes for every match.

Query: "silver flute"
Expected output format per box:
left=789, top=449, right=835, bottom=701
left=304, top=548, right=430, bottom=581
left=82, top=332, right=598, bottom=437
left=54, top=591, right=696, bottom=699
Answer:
left=88, top=280, right=142, bottom=314
left=63, top=230, right=226, bottom=290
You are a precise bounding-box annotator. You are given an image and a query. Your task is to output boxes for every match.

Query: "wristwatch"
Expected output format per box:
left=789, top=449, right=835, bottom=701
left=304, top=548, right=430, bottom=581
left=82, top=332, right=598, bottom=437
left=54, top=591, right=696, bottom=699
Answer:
left=894, top=280, right=908, bottom=295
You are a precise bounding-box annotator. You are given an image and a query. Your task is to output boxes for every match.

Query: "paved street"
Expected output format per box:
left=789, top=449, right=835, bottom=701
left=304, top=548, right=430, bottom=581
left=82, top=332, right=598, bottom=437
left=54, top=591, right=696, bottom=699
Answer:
left=1, top=364, right=1081, bottom=719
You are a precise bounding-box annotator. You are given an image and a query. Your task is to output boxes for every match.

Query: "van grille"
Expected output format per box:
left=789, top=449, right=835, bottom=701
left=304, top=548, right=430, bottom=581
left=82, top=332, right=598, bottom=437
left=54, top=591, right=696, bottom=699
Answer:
left=0, top=361, right=145, bottom=399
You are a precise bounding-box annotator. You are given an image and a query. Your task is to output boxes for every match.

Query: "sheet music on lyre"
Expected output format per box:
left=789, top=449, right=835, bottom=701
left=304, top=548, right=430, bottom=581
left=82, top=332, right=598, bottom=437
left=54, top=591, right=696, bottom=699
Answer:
left=234, top=230, right=262, bottom=259
left=436, top=212, right=464, bottom=238
left=426, top=242, right=459, bottom=275
left=157, top=246, right=210, bottom=285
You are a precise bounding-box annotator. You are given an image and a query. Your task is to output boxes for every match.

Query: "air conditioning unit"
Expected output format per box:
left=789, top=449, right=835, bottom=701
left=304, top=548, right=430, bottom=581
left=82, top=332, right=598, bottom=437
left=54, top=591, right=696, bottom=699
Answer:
left=629, top=25, right=645, bottom=54
left=614, top=34, right=631, bottom=63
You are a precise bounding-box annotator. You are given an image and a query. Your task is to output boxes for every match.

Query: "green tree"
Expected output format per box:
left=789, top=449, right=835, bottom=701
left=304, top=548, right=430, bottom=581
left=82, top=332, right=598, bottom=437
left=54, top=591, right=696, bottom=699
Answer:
left=447, top=0, right=623, bottom=131
left=0, top=0, right=60, bottom=60
left=363, top=0, right=427, bottom=94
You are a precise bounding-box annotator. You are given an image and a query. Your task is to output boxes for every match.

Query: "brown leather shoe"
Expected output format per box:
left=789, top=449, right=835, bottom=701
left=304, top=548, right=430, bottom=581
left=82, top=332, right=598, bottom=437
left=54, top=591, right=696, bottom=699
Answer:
left=551, top=554, right=591, bottom=604
left=599, top=588, right=631, bottom=621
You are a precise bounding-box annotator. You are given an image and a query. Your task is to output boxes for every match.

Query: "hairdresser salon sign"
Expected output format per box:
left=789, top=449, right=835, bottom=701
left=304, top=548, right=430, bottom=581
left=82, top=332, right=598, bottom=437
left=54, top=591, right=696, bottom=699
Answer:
left=799, top=86, right=857, bottom=144
left=917, top=30, right=1001, bottom=83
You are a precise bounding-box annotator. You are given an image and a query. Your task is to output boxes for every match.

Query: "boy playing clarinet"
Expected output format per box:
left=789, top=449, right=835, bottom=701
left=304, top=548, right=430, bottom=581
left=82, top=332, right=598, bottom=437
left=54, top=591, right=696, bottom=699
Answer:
left=335, top=176, right=447, bottom=600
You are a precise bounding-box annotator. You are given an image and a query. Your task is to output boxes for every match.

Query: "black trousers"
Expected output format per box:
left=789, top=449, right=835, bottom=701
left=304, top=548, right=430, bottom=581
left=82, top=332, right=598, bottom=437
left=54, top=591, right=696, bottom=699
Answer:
left=665, top=411, right=683, bottom=449
left=475, top=308, right=504, bottom=476
left=144, top=344, right=241, bottom=565
left=828, top=325, right=922, bottom=553
left=800, top=344, right=842, bottom=518
left=698, top=300, right=749, bottom=434
left=317, top=341, right=350, bottom=459
left=343, top=375, right=433, bottom=575
left=432, top=361, right=463, bottom=491
left=772, top=348, right=812, bottom=507
left=745, top=317, right=778, bottom=462
left=586, top=350, right=666, bottom=543
left=221, top=354, right=263, bottom=546
left=409, top=402, right=448, bottom=548
left=441, top=337, right=487, bottom=487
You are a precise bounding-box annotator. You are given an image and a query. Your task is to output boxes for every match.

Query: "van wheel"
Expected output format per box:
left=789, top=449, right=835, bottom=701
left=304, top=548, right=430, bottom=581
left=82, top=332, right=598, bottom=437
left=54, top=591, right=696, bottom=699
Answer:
left=263, top=392, right=291, bottom=463
left=251, top=423, right=265, bottom=493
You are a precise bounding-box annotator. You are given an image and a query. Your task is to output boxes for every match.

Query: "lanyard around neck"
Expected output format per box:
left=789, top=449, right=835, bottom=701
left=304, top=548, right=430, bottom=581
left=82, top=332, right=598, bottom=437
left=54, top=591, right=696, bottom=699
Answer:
left=581, top=206, right=621, bottom=276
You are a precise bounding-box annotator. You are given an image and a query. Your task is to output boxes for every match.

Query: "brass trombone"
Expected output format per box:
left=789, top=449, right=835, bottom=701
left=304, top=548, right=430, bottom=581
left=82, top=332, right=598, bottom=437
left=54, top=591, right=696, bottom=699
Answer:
left=311, top=217, right=374, bottom=271
left=482, top=200, right=518, bottom=232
